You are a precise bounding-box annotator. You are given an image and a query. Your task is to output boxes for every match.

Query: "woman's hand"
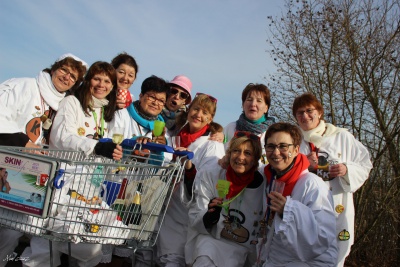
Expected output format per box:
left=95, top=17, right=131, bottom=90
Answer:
left=151, top=127, right=167, bottom=144
left=307, top=151, right=318, bottom=170
left=209, top=131, right=224, bottom=143
left=116, top=95, right=126, bottom=109
left=113, top=145, right=123, bottom=161
left=208, top=197, right=223, bottom=212
left=329, top=163, right=347, bottom=178
left=268, top=191, right=286, bottom=216
left=217, top=155, right=229, bottom=169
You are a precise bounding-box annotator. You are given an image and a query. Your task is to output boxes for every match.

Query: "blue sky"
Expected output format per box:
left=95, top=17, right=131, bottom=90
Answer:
left=0, top=0, right=283, bottom=127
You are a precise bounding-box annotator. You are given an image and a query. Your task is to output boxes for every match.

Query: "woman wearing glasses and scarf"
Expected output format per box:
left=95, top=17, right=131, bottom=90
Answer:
left=111, top=75, right=169, bottom=145
left=0, top=53, right=87, bottom=148
left=223, top=83, right=276, bottom=165
left=186, top=131, right=265, bottom=267
left=157, top=93, right=225, bottom=267
left=292, top=93, right=372, bottom=267
left=0, top=53, right=87, bottom=267
left=261, top=122, right=337, bottom=267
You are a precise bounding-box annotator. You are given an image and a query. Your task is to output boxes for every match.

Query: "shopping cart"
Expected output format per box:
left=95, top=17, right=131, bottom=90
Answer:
left=0, top=139, right=193, bottom=266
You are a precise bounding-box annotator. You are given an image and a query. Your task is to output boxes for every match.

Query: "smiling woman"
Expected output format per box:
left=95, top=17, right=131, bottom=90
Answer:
left=185, top=131, right=264, bottom=267
left=261, top=122, right=337, bottom=266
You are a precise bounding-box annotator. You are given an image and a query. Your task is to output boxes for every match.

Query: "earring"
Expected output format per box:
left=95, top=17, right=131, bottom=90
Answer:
left=288, top=152, right=292, bottom=158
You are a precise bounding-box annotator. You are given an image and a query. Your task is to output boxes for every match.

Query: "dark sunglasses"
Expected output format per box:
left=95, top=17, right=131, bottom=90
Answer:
left=234, top=131, right=260, bottom=141
left=195, top=92, right=218, bottom=103
left=169, top=87, right=189, bottom=100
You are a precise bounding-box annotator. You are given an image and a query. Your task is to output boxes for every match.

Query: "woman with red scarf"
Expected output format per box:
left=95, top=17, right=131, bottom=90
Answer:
left=261, top=122, right=337, bottom=267
left=157, top=93, right=226, bottom=266
left=185, top=131, right=264, bottom=267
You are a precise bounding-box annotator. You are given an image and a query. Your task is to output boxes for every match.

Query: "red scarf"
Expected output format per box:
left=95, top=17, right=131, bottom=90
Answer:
left=263, top=154, right=309, bottom=197
left=179, top=124, right=210, bottom=148
left=225, top=165, right=256, bottom=199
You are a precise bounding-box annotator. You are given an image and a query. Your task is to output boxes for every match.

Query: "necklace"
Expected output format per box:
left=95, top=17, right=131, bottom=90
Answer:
left=255, top=175, right=276, bottom=265
left=92, top=107, right=105, bottom=139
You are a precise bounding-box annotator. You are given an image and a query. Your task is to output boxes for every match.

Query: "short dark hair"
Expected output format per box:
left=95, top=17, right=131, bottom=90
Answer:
left=264, top=122, right=302, bottom=147
left=111, top=52, right=139, bottom=74
left=140, top=75, right=169, bottom=95
left=241, top=83, right=271, bottom=108
left=292, top=93, right=324, bottom=119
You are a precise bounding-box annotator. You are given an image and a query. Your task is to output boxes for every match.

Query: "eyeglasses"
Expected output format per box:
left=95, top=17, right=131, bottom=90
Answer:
left=195, top=92, right=218, bottom=103
left=58, top=67, right=78, bottom=83
left=169, top=87, right=189, bottom=100
left=234, top=131, right=260, bottom=141
left=296, top=108, right=316, bottom=117
left=265, top=143, right=294, bottom=152
left=145, top=93, right=166, bottom=107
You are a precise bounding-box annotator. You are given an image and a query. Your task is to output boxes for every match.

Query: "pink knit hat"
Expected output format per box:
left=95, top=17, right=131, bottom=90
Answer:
left=169, top=75, right=192, bottom=104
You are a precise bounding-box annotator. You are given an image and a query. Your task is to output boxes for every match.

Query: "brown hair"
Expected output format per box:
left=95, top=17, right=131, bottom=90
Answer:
left=226, top=136, right=262, bottom=169
left=74, top=61, right=117, bottom=122
left=44, top=57, right=87, bottom=92
left=111, top=52, right=139, bottom=74
left=264, top=122, right=302, bottom=147
left=241, top=83, right=271, bottom=108
left=292, top=93, right=324, bottom=119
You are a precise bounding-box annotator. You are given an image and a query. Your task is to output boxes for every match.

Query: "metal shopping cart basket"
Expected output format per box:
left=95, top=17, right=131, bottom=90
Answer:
left=0, top=139, right=193, bottom=266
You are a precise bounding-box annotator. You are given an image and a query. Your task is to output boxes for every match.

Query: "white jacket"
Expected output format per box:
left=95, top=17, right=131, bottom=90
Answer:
left=263, top=170, right=338, bottom=267
left=300, top=130, right=372, bottom=266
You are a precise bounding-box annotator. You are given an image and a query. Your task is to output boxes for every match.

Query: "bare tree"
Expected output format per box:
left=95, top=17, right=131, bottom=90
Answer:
left=266, top=0, right=400, bottom=265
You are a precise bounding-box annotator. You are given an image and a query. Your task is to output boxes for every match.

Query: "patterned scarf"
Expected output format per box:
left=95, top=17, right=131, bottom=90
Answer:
left=225, top=165, right=256, bottom=199
left=263, top=154, right=309, bottom=197
left=235, top=113, right=276, bottom=135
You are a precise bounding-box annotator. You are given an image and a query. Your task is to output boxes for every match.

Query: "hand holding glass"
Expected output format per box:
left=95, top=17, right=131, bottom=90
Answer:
left=271, top=180, right=285, bottom=194
left=112, top=127, right=125, bottom=144
left=153, top=120, right=165, bottom=137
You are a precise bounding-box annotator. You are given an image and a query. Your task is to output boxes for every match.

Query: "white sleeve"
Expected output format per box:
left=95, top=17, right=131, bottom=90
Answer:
left=49, top=97, right=97, bottom=155
left=274, top=175, right=337, bottom=261
left=338, top=131, right=372, bottom=193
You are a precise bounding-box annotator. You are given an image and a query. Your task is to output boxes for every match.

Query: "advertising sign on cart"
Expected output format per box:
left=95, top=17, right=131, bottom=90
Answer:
left=0, top=150, right=57, bottom=218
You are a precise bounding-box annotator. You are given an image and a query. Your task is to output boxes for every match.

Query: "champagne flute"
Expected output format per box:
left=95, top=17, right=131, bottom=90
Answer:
left=112, top=127, right=125, bottom=172
left=112, top=127, right=125, bottom=145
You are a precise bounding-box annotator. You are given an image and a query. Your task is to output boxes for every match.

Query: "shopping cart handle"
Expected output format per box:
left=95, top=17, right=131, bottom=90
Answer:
left=54, top=169, right=66, bottom=189
left=99, top=138, right=175, bottom=153
left=173, top=150, right=194, bottom=160
left=99, top=138, right=194, bottom=159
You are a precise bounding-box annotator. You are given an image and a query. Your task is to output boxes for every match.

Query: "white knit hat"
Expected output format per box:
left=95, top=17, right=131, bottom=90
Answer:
left=56, top=53, right=89, bottom=69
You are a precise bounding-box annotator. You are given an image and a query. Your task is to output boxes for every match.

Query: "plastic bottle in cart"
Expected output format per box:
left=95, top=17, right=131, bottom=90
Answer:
left=111, top=178, right=128, bottom=218
left=123, top=183, right=143, bottom=225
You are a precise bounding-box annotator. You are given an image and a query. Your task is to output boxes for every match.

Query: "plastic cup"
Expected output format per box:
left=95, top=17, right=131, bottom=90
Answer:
left=153, top=120, right=165, bottom=137
left=271, top=179, right=285, bottom=194
left=117, top=88, right=127, bottom=101
left=171, top=136, right=181, bottom=149
left=216, top=180, right=231, bottom=199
